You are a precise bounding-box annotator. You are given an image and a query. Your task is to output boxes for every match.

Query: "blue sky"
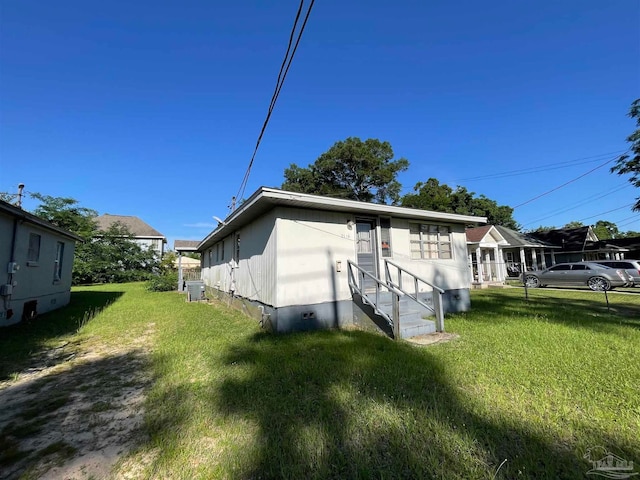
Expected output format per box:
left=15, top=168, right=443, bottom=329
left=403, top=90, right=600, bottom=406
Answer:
left=1, top=0, right=639, bottom=247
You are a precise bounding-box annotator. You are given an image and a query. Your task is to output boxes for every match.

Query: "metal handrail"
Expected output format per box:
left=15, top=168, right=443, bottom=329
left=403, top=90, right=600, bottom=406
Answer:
left=347, top=260, right=402, bottom=335
left=384, top=259, right=445, bottom=332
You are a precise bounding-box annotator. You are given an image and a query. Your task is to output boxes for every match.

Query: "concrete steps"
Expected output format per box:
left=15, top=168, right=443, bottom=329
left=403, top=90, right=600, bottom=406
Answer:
left=375, top=293, right=436, bottom=339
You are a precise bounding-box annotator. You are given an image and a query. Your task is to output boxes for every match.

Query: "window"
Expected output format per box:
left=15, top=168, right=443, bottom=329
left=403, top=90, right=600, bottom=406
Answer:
left=571, top=265, right=588, bottom=270
left=380, top=218, right=392, bottom=258
left=549, top=264, right=571, bottom=271
left=53, top=242, right=64, bottom=281
left=409, top=224, right=452, bottom=259
left=28, top=233, right=41, bottom=262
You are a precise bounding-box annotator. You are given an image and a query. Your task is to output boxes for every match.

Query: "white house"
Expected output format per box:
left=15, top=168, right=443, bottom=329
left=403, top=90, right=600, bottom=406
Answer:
left=0, top=199, right=82, bottom=326
left=95, top=214, right=166, bottom=256
left=198, top=187, right=486, bottom=334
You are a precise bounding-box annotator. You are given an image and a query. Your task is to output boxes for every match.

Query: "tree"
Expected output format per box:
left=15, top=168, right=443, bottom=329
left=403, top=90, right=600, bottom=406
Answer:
left=282, top=137, right=409, bottom=204
left=563, top=221, right=584, bottom=229
left=400, top=178, right=520, bottom=229
left=30, top=193, right=97, bottom=240
left=29, top=194, right=160, bottom=284
left=592, top=220, right=619, bottom=240
left=611, top=98, right=640, bottom=210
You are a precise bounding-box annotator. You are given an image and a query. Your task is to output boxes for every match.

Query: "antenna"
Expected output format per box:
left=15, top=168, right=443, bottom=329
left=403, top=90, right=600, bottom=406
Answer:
left=213, top=216, right=226, bottom=226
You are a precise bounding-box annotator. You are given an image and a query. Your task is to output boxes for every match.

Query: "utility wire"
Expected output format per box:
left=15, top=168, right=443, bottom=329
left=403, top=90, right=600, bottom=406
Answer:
left=234, top=0, right=315, bottom=210
left=513, top=153, right=624, bottom=209
left=576, top=203, right=635, bottom=222
left=521, top=183, right=631, bottom=226
left=456, top=150, right=626, bottom=183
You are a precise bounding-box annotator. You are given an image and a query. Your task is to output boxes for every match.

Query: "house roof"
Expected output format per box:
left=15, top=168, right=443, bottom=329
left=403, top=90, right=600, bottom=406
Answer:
left=528, top=226, right=596, bottom=251
left=494, top=225, right=558, bottom=248
left=0, top=199, right=83, bottom=242
left=95, top=214, right=166, bottom=239
left=465, top=225, right=493, bottom=243
left=174, top=240, right=200, bottom=252
left=199, top=187, right=487, bottom=251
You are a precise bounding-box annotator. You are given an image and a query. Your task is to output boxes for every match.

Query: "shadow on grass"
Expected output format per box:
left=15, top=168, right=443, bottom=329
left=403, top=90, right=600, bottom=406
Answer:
left=0, top=290, right=123, bottom=380
left=0, top=348, right=148, bottom=480
left=469, top=290, right=640, bottom=332
left=153, top=329, right=632, bottom=479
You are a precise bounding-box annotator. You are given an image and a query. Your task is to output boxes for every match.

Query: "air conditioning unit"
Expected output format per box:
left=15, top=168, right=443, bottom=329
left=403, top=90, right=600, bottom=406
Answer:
left=185, top=281, right=206, bottom=302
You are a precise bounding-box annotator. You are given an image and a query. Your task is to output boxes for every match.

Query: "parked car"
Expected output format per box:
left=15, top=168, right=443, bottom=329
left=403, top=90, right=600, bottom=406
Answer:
left=593, top=259, right=640, bottom=286
left=522, top=262, right=633, bottom=291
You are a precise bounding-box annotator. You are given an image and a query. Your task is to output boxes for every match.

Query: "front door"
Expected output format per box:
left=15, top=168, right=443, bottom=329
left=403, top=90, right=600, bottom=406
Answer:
left=356, top=219, right=378, bottom=291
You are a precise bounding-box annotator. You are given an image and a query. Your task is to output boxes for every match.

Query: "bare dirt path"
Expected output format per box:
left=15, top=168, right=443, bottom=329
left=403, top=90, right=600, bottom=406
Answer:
left=0, top=323, right=155, bottom=480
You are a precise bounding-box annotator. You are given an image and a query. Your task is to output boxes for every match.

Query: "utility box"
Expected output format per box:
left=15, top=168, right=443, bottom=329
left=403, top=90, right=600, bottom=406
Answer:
left=186, top=280, right=206, bottom=302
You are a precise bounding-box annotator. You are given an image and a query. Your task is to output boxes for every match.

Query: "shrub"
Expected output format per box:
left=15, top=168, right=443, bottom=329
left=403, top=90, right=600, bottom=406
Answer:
left=146, top=271, right=178, bottom=292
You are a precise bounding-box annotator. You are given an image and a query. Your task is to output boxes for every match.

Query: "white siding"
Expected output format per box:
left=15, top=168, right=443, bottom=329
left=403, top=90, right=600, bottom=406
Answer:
left=202, top=210, right=279, bottom=306
left=0, top=214, right=76, bottom=326
left=275, top=207, right=356, bottom=307
left=386, top=218, right=470, bottom=290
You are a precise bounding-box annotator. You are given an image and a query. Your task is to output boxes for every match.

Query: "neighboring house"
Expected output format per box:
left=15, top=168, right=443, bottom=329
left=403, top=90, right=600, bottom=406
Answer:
left=95, top=214, right=166, bottom=256
left=0, top=199, right=82, bottom=327
left=466, top=225, right=632, bottom=286
left=198, top=187, right=486, bottom=334
left=174, top=240, right=201, bottom=291
left=528, top=226, right=627, bottom=264
left=466, top=225, right=558, bottom=286
left=594, top=236, right=640, bottom=259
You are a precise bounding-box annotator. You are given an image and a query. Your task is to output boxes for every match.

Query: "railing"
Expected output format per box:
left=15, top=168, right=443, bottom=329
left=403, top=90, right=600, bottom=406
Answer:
left=347, top=260, right=403, bottom=339
left=384, top=259, right=445, bottom=332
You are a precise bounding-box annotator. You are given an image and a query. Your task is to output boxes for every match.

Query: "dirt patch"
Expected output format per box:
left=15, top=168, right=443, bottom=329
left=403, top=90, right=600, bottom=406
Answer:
left=0, top=323, right=155, bottom=480
left=405, top=331, right=459, bottom=346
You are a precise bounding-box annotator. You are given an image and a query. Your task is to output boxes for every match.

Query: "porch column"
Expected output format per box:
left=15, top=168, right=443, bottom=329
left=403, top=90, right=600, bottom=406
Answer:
left=550, top=250, right=556, bottom=265
left=178, top=253, right=184, bottom=291
left=476, top=247, right=484, bottom=284
left=468, top=252, right=474, bottom=283
left=540, top=249, right=547, bottom=269
left=484, top=250, right=492, bottom=281
left=519, top=247, right=527, bottom=272
left=497, top=248, right=506, bottom=282
left=531, top=249, right=538, bottom=270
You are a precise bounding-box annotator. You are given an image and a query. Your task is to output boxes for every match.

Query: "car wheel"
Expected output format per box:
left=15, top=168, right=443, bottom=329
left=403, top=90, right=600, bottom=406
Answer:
left=524, top=275, right=540, bottom=288
left=588, top=276, right=610, bottom=291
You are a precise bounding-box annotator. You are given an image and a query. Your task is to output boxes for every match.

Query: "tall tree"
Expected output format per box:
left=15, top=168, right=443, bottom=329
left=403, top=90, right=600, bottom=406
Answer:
left=592, top=220, right=620, bottom=240
left=29, top=193, right=160, bottom=284
left=400, top=178, right=519, bottom=229
left=282, top=137, right=409, bottom=204
left=611, top=98, right=640, bottom=210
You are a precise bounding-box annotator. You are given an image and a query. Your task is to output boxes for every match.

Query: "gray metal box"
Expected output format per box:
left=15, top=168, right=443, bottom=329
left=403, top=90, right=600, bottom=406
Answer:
left=185, top=280, right=205, bottom=302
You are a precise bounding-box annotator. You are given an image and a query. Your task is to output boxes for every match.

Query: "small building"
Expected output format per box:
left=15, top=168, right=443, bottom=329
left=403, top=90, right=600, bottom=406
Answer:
left=95, top=214, right=166, bottom=256
left=466, top=225, right=558, bottom=286
left=174, top=240, right=202, bottom=291
left=198, top=187, right=485, bottom=334
left=528, top=226, right=627, bottom=264
left=0, top=199, right=82, bottom=326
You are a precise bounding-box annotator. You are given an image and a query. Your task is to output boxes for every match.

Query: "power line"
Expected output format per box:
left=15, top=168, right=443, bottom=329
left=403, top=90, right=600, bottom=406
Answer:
left=513, top=153, right=624, bottom=209
left=455, top=150, right=626, bottom=183
left=234, top=0, right=315, bottom=210
left=521, top=183, right=631, bottom=226
left=576, top=203, right=635, bottom=222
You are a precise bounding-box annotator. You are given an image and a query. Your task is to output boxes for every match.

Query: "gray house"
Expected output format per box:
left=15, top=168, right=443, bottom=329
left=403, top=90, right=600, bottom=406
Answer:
left=0, top=199, right=81, bottom=326
left=95, top=214, right=166, bottom=256
left=198, top=187, right=485, bottom=335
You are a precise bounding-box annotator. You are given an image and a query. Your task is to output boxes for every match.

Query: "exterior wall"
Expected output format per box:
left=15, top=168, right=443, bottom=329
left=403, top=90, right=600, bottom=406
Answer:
left=0, top=214, right=76, bottom=326
left=387, top=218, right=471, bottom=291
left=275, top=207, right=356, bottom=308
left=202, top=210, right=279, bottom=307
left=134, top=237, right=164, bottom=256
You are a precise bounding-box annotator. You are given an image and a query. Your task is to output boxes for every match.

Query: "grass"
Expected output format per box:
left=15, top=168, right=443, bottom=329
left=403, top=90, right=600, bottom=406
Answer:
left=1, top=283, right=639, bottom=479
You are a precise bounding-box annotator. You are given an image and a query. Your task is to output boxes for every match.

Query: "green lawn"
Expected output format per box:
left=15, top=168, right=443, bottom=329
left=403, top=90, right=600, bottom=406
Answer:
left=2, top=284, right=638, bottom=479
